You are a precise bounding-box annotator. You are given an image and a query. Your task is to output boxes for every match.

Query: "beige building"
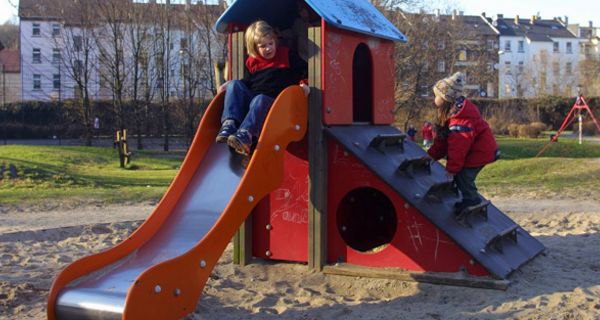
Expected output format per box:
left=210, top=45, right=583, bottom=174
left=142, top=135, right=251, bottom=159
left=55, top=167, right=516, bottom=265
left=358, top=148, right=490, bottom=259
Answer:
left=0, top=49, right=21, bottom=103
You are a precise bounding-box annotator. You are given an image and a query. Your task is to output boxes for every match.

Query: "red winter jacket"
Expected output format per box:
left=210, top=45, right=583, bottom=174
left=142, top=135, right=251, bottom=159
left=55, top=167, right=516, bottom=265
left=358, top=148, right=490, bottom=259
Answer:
left=427, top=97, right=498, bottom=174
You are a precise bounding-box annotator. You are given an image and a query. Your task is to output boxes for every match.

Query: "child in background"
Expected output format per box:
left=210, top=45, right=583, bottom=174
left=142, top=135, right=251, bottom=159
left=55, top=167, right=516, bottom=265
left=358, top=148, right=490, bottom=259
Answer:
left=427, top=72, right=498, bottom=212
left=406, top=124, right=417, bottom=141
left=216, top=20, right=309, bottom=155
left=421, top=121, right=433, bottom=149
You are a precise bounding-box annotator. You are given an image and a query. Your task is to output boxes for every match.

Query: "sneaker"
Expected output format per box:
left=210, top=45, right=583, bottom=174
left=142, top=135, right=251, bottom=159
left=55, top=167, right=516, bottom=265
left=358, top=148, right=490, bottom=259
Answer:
left=227, top=130, right=252, bottom=155
left=216, top=122, right=237, bottom=143
left=455, top=198, right=482, bottom=214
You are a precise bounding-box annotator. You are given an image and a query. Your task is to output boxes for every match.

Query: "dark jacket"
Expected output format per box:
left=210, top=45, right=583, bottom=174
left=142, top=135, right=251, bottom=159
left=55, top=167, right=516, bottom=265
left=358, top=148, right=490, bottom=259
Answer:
left=242, top=46, right=307, bottom=98
left=427, top=97, right=498, bottom=174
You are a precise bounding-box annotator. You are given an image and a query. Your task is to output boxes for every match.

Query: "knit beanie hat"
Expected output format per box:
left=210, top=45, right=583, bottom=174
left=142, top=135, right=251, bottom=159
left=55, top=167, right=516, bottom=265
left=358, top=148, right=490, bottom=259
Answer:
left=433, top=72, right=465, bottom=103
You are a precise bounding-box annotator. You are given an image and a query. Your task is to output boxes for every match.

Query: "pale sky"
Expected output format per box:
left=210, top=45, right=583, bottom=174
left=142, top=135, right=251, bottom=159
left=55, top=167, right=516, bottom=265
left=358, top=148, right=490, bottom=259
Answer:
left=454, top=0, right=598, bottom=26
left=1, top=0, right=599, bottom=26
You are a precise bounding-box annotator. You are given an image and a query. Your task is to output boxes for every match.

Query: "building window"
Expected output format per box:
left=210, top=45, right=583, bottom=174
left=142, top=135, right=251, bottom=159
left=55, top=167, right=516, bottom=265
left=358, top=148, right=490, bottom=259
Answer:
left=32, top=23, right=41, bottom=36
left=518, top=61, right=524, bottom=73
left=504, top=83, right=511, bottom=95
left=553, top=42, right=559, bottom=53
left=518, top=41, right=524, bottom=53
left=52, top=49, right=61, bottom=63
left=553, top=62, right=560, bottom=76
left=33, top=74, right=41, bottom=90
left=553, top=84, right=560, bottom=95
left=487, top=39, right=495, bottom=51
left=504, top=40, right=511, bottom=52
left=458, top=49, right=467, bottom=61
left=504, top=61, right=511, bottom=75
left=53, top=74, right=61, bottom=90
left=74, top=59, right=83, bottom=76
left=180, top=38, right=188, bottom=50
left=52, top=24, right=60, bottom=36
left=540, top=72, right=547, bottom=88
left=32, top=48, right=41, bottom=64
left=73, top=36, right=82, bottom=52
left=436, top=60, right=445, bottom=72
left=566, top=42, right=573, bottom=54
left=566, top=62, right=572, bottom=74
left=437, top=41, right=445, bottom=50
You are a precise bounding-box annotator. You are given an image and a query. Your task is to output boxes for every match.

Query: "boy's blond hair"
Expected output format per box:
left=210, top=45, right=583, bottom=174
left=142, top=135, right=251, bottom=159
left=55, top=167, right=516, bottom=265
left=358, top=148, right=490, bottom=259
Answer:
left=245, top=20, right=277, bottom=57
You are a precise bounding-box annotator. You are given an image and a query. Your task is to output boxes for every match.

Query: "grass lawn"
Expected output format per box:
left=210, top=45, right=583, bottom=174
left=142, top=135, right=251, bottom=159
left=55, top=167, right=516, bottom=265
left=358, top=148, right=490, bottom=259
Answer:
left=0, top=145, right=184, bottom=205
left=0, top=136, right=598, bottom=205
left=478, top=136, right=600, bottom=199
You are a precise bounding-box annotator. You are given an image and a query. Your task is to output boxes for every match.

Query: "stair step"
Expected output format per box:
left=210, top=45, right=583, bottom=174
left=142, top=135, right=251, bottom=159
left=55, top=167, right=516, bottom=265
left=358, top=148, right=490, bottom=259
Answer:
left=368, top=133, right=406, bottom=153
left=397, top=158, right=431, bottom=178
left=424, top=181, right=459, bottom=202
left=484, top=225, right=519, bottom=253
left=455, top=200, right=490, bottom=227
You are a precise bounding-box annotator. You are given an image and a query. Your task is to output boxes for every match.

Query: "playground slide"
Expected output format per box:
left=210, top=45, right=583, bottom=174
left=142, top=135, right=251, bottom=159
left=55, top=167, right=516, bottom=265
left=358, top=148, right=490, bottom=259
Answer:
left=47, top=86, right=308, bottom=320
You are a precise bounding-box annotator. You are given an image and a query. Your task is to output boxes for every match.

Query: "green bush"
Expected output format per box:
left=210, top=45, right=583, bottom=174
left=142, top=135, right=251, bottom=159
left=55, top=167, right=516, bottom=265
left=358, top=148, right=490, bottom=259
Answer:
left=0, top=99, right=209, bottom=140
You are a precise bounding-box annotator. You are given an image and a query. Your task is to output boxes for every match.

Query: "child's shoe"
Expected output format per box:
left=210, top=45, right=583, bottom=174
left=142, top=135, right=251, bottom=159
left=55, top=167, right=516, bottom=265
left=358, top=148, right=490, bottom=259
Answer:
left=216, top=120, right=237, bottom=143
left=454, top=198, right=482, bottom=214
left=227, top=130, right=252, bottom=155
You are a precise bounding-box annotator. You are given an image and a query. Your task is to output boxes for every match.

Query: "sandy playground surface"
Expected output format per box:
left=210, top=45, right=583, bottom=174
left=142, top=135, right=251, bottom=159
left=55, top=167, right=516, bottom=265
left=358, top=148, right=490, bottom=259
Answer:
left=1, top=197, right=600, bottom=320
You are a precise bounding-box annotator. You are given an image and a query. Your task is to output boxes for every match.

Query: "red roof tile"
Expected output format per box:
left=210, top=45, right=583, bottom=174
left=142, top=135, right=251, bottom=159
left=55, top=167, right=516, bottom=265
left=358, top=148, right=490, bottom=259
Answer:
left=0, top=50, right=20, bottom=73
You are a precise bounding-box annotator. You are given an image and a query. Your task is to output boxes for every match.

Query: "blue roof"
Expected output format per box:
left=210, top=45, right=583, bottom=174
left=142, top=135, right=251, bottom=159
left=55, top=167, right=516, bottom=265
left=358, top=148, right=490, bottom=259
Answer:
left=215, top=0, right=407, bottom=42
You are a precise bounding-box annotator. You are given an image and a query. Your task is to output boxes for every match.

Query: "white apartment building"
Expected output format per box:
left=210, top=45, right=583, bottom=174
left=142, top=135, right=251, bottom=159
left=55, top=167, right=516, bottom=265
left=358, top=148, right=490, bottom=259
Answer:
left=488, top=14, right=579, bottom=98
left=19, top=0, right=223, bottom=102
left=568, top=21, right=600, bottom=59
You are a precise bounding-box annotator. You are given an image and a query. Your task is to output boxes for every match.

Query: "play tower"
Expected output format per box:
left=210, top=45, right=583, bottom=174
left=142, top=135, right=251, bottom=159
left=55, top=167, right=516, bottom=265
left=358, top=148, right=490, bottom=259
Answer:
left=48, top=1, right=545, bottom=319
left=216, top=0, right=544, bottom=281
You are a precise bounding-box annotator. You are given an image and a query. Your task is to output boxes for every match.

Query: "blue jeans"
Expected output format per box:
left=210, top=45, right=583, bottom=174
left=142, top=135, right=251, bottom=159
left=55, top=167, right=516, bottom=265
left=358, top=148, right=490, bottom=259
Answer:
left=454, top=166, right=483, bottom=203
left=221, top=80, right=275, bottom=138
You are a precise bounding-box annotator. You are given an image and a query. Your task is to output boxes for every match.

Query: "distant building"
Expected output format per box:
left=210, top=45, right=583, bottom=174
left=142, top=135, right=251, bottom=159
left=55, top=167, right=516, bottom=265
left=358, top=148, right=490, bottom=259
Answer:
left=397, top=10, right=499, bottom=98
left=0, top=49, right=22, bottom=103
left=18, top=0, right=225, bottom=102
left=568, top=21, right=600, bottom=58
left=453, top=12, right=499, bottom=98
left=487, top=14, right=579, bottom=98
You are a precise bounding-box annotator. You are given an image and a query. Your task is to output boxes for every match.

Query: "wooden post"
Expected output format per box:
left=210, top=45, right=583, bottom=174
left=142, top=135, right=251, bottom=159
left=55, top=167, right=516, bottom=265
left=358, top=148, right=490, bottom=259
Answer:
left=307, top=26, right=327, bottom=271
left=230, top=31, right=253, bottom=266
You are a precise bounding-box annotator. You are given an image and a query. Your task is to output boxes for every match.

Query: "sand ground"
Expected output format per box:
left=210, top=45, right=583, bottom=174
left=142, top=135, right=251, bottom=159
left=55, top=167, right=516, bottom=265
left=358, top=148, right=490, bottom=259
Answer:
left=1, top=197, right=600, bottom=319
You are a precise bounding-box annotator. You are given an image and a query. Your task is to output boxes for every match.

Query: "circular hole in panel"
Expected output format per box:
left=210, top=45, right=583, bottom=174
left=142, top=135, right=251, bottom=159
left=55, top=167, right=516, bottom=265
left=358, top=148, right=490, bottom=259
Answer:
left=337, top=187, right=397, bottom=253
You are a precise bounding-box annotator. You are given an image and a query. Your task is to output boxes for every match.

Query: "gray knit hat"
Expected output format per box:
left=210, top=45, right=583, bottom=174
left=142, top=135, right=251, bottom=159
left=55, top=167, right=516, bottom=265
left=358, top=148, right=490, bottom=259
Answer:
left=433, top=72, right=465, bottom=103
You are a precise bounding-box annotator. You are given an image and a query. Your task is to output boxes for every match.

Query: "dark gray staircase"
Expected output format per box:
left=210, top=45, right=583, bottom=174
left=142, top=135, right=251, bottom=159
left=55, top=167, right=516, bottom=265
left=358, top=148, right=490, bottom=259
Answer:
left=326, top=125, right=545, bottom=279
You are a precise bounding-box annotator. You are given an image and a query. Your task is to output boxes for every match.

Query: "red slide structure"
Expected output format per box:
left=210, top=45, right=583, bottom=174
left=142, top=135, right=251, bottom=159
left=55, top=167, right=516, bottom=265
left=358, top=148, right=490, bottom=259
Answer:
left=47, top=86, right=308, bottom=320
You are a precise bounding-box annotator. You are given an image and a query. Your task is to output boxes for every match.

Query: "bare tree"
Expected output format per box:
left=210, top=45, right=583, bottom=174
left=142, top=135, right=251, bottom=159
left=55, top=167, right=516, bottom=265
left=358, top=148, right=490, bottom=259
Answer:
left=125, top=2, right=153, bottom=150
left=578, top=56, right=600, bottom=96
left=177, top=2, right=227, bottom=144
left=387, top=10, right=463, bottom=129
left=151, top=1, right=177, bottom=152
left=95, top=0, right=130, bottom=131
left=0, top=21, right=19, bottom=49
left=54, top=0, right=97, bottom=146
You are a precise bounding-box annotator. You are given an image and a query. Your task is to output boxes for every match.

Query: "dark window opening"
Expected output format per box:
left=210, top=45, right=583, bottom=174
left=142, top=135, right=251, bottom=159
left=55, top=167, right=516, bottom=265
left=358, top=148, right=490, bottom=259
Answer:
left=352, top=43, right=373, bottom=123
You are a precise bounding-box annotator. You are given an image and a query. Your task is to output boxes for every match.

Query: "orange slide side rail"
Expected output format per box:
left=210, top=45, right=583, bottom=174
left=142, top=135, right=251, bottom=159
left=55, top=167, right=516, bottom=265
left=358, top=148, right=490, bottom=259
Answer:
left=47, top=86, right=308, bottom=319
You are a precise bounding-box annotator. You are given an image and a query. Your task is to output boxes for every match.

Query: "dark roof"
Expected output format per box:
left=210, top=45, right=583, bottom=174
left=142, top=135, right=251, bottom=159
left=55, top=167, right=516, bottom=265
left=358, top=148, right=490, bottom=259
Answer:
left=458, top=15, right=498, bottom=36
left=494, top=17, right=576, bottom=40
left=215, top=0, right=407, bottom=42
left=0, top=50, right=21, bottom=73
left=400, top=13, right=497, bottom=40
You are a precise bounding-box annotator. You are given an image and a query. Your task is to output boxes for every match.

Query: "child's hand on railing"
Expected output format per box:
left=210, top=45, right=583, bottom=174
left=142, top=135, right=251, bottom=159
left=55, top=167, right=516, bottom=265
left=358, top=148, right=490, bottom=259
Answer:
left=300, top=83, right=310, bottom=97
left=217, top=81, right=230, bottom=93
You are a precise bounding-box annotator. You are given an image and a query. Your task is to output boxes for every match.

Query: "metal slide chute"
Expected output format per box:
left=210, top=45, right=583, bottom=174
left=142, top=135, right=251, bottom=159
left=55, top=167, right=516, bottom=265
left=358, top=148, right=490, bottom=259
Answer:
left=47, top=86, right=308, bottom=320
